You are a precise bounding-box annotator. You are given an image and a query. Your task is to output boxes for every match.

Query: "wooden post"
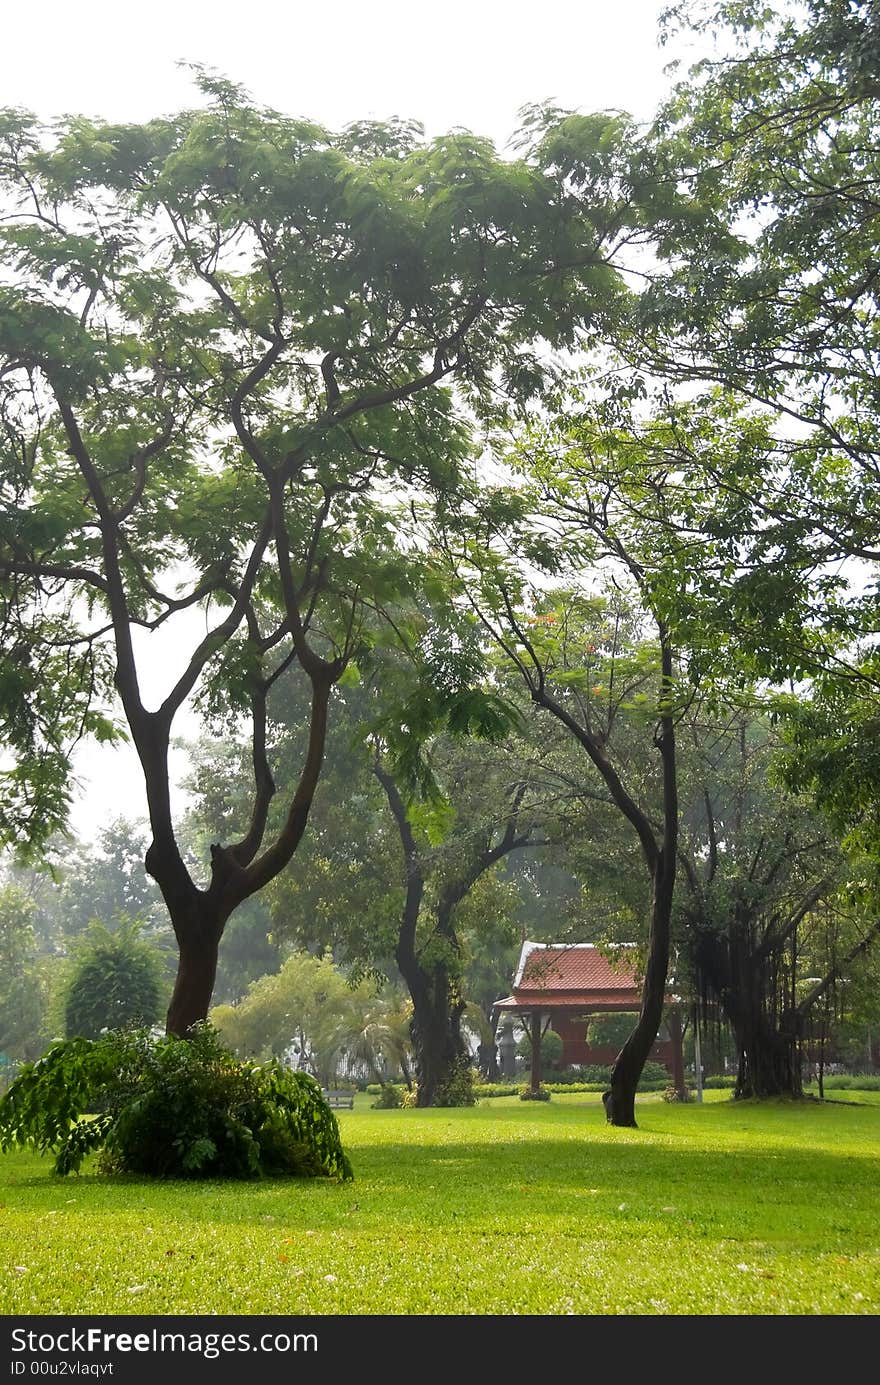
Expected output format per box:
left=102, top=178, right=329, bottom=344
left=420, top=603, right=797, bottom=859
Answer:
left=530, top=1010, right=542, bottom=1097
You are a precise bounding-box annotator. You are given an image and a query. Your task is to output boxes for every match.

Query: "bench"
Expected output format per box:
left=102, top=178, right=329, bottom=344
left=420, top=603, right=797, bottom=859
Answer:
left=322, top=1089, right=355, bottom=1109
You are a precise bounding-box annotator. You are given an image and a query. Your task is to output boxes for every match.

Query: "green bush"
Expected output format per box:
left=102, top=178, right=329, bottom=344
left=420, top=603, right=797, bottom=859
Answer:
left=473, top=1082, right=520, bottom=1097
left=371, top=1083, right=405, bottom=1109
left=519, top=1084, right=551, bottom=1101
left=662, top=1085, right=694, bottom=1103
left=64, top=921, right=164, bottom=1040
left=810, top=1073, right=880, bottom=1091
left=587, top=1012, right=639, bottom=1047
left=703, top=1075, right=737, bottom=1089
left=474, top=1071, right=674, bottom=1098
left=435, top=1059, right=477, bottom=1107
left=517, top=1028, right=564, bottom=1074
left=0, top=1025, right=353, bottom=1181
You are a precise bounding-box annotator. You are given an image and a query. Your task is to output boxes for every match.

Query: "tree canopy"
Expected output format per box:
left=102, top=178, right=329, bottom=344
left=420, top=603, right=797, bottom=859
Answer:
left=0, top=77, right=667, bottom=1034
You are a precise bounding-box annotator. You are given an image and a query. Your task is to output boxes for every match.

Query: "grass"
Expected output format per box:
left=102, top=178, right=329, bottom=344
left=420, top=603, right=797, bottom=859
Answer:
left=1, top=1093, right=878, bottom=1315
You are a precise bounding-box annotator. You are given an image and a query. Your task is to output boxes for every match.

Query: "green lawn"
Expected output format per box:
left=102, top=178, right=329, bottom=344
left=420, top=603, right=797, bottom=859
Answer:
left=1, top=1094, right=878, bottom=1315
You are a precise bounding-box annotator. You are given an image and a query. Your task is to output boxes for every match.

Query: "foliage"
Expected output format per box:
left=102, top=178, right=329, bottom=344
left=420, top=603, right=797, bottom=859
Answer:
left=370, top=1083, right=405, bottom=1109
left=0, top=1025, right=352, bottom=1181
left=0, top=884, right=49, bottom=1060
left=642, top=2, right=880, bottom=737
left=434, top=1058, right=477, bottom=1107
left=50, top=820, right=165, bottom=941
left=587, top=1012, right=640, bottom=1048
left=63, top=920, right=165, bottom=1040
left=517, top=1027, right=564, bottom=1075
left=519, top=1084, right=551, bottom=1101
left=211, top=949, right=394, bottom=1086
left=662, top=1085, right=694, bottom=1103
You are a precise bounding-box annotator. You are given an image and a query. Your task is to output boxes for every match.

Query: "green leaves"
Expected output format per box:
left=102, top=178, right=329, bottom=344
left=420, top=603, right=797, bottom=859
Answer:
left=0, top=1026, right=353, bottom=1181
left=0, top=85, right=646, bottom=869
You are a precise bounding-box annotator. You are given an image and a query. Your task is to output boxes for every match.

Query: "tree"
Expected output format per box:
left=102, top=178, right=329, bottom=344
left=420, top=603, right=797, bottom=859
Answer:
left=654, top=1, right=880, bottom=440
left=675, top=707, right=848, bottom=1097
left=373, top=739, right=545, bottom=1105
left=0, top=81, right=657, bottom=1033
left=440, top=420, right=692, bottom=1124
left=187, top=637, right=564, bottom=1103
left=211, top=949, right=380, bottom=1087
left=633, top=3, right=880, bottom=688
left=0, top=883, right=48, bottom=1060
left=63, top=919, right=165, bottom=1039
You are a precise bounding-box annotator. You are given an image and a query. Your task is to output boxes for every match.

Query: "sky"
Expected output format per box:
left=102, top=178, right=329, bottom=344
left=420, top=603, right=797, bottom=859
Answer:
left=5, top=0, right=690, bottom=840
left=5, top=0, right=677, bottom=137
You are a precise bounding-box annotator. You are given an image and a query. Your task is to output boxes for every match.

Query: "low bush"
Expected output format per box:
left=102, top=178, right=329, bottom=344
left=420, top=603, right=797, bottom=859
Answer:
left=473, top=1082, right=520, bottom=1098
left=519, top=1084, right=551, bottom=1101
left=0, top=1025, right=353, bottom=1181
left=435, top=1059, right=477, bottom=1107
left=702, top=1075, right=737, bottom=1089
left=370, top=1083, right=405, bottom=1109
left=662, top=1085, right=694, bottom=1103
left=473, top=1072, right=674, bottom=1098
left=817, top=1074, right=880, bottom=1091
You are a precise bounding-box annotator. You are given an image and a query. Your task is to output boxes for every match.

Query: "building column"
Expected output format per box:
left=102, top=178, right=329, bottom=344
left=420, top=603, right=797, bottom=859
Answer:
left=530, top=1009, right=542, bottom=1097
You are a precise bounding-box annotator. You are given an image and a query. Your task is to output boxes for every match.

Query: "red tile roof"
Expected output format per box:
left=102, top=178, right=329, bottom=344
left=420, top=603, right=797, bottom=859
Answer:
left=514, top=943, right=639, bottom=995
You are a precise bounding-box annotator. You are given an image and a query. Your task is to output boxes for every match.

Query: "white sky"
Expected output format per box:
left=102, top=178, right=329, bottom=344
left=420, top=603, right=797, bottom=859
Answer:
left=5, top=0, right=675, bottom=136
left=6, top=0, right=688, bottom=839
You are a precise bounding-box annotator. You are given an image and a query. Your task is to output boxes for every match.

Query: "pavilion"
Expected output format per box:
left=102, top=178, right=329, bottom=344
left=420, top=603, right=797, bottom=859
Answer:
left=493, top=941, right=685, bottom=1096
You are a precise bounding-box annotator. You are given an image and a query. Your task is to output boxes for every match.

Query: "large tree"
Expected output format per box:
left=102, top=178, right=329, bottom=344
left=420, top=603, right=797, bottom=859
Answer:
left=441, top=441, right=685, bottom=1128
left=634, top=2, right=880, bottom=684
left=372, top=739, right=545, bottom=1105
left=675, top=707, right=848, bottom=1097
left=0, top=79, right=656, bottom=1034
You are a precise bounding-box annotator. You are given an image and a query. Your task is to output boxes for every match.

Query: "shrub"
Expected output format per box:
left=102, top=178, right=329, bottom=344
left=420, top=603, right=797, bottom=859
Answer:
left=587, top=1012, right=640, bottom=1047
left=662, top=1085, right=694, bottom=1103
left=64, top=921, right=164, bottom=1040
left=810, top=1073, right=880, bottom=1091
left=371, top=1083, right=405, bottom=1109
left=640, top=1061, right=672, bottom=1085
left=0, top=1025, right=353, bottom=1181
left=517, top=1028, right=564, bottom=1074
left=435, top=1059, right=477, bottom=1107
left=703, top=1075, right=737, bottom=1089
left=519, top=1084, right=551, bottom=1101
left=472, top=1082, right=520, bottom=1097
left=540, top=1068, right=587, bottom=1086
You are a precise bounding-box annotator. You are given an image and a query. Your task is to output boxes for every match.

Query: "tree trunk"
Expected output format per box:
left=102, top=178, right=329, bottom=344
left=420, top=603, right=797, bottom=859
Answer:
left=666, top=1006, right=687, bottom=1100
left=165, top=927, right=221, bottom=1036
left=733, top=1018, right=802, bottom=1099
left=408, top=965, right=469, bottom=1106
left=536, top=631, right=679, bottom=1129
left=604, top=850, right=675, bottom=1127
